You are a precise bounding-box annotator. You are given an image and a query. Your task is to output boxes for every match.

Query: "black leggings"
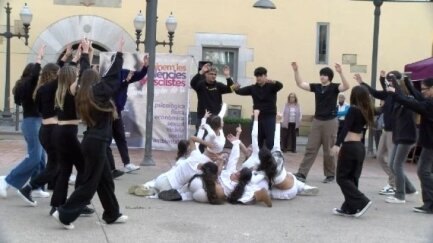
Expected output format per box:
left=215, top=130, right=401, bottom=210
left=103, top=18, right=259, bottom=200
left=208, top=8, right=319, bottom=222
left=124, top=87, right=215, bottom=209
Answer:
left=51, top=125, right=84, bottom=207
left=29, top=124, right=59, bottom=189
left=336, top=141, right=370, bottom=213
left=58, top=134, right=120, bottom=224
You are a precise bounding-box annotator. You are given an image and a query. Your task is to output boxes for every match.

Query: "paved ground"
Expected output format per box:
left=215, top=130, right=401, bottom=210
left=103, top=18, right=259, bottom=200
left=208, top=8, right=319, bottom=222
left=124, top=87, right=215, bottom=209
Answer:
left=0, top=129, right=432, bottom=243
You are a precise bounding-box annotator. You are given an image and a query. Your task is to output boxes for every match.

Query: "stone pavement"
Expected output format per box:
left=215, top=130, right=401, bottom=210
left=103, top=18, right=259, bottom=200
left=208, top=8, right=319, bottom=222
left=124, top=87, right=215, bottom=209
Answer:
left=0, top=131, right=432, bottom=243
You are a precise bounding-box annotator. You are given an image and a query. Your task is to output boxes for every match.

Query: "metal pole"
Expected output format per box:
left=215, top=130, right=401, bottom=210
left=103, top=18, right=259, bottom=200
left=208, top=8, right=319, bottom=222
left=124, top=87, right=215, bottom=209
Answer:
left=367, top=0, right=383, bottom=156
left=2, top=3, right=12, bottom=118
left=141, top=0, right=157, bottom=166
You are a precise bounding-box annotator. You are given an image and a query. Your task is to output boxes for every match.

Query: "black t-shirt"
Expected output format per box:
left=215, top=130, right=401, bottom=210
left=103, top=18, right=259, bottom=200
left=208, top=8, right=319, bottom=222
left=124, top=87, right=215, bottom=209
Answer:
left=35, top=80, right=58, bottom=119
left=309, top=83, right=340, bottom=120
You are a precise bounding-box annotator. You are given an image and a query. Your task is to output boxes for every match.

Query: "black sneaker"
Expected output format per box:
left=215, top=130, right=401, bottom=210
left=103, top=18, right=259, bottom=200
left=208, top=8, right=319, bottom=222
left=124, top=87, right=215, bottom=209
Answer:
left=158, top=189, right=182, bottom=201
left=332, top=208, right=356, bottom=217
left=322, top=176, right=335, bottom=184
left=49, top=207, right=57, bottom=216
left=294, top=173, right=306, bottom=182
left=80, top=206, right=95, bottom=217
left=17, top=185, right=37, bottom=207
left=112, top=169, right=124, bottom=179
left=413, top=206, right=433, bottom=214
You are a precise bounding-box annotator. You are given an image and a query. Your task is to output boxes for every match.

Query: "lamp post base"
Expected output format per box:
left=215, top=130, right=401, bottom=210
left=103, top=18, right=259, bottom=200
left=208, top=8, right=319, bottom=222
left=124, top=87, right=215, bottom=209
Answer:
left=141, top=155, right=155, bottom=166
left=0, top=115, right=14, bottom=126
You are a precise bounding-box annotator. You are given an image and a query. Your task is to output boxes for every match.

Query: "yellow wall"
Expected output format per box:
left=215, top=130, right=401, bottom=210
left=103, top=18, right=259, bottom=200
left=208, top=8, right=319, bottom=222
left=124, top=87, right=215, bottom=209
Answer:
left=1, top=0, right=432, bottom=117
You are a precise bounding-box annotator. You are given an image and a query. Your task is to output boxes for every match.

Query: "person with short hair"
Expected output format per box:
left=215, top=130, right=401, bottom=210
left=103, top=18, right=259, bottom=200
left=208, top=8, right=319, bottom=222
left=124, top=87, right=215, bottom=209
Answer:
left=291, top=62, right=350, bottom=183
left=190, top=63, right=235, bottom=131
left=234, top=67, right=283, bottom=150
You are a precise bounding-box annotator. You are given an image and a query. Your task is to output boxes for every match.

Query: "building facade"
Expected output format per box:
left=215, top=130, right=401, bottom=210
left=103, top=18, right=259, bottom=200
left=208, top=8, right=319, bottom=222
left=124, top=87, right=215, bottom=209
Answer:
left=1, top=0, right=432, bottom=118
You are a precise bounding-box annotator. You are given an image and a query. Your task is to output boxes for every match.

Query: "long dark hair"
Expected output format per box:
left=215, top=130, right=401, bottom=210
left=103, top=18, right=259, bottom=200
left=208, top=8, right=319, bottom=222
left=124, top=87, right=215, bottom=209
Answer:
left=188, top=162, right=222, bottom=205
left=13, top=63, right=36, bottom=102
left=350, top=86, right=374, bottom=127
left=207, top=115, right=222, bottom=131
left=258, top=148, right=277, bottom=188
left=32, top=63, right=59, bottom=100
left=75, top=69, right=117, bottom=126
left=176, top=139, right=189, bottom=160
left=227, top=167, right=252, bottom=204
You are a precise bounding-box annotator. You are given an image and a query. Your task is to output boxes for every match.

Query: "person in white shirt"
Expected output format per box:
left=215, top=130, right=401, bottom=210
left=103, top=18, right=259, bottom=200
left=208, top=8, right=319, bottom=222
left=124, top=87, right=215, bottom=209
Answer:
left=336, top=94, right=350, bottom=139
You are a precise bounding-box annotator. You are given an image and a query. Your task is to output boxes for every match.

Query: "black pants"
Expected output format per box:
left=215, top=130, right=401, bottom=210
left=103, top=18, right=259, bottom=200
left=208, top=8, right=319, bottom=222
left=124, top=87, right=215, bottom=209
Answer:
left=258, top=114, right=276, bottom=150
left=336, top=141, right=370, bottom=214
left=51, top=125, right=85, bottom=207
left=108, top=117, right=131, bottom=170
left=281, top=123, right=297, bottom=152
left=58, top=134, right=120, bottom=224
left=29, top=124, right=59, bottom=190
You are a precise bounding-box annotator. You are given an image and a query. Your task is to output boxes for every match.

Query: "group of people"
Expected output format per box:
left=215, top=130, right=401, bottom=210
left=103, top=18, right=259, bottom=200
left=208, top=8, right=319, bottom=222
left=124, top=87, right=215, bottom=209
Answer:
left=0, top=37, right=148, bottom=229
left=0, top=40, right=432, bottom=230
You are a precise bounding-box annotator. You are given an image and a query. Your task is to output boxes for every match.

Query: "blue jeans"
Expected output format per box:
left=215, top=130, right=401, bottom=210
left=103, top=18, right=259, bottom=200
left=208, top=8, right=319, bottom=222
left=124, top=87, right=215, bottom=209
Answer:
left=6, top=117, right=45, bottom=189
left=389, top=143, right=417, bottom=200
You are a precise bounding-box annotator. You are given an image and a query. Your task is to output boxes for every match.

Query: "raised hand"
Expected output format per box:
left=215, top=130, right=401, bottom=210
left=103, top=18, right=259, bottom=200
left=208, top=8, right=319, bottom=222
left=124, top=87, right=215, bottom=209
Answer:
left=291, top=62, right=298, bottom=71
left=223, top=65, right=230, bottom=78
left=204, top=109, right=211, bottom=119
left=253, top=109, right=260, bottom=117
left=226, top=133, right=238, bottom=143
left=117, top=36, right=125, bottom=52
left=65, top=44, right=73, bottom=57
left=72, top=44, right=82, bottom=63
left=353, top=74, right=363, bottom=84
left=380, top=70, right=386, bottom=77
left=335, top=63, right=342, bottom=74
left=236, top=124, right=242, bottom=134
left=200, top=63, right=211, bottom=74
left=81, top=38, right=90, bottom=53
left=143, top=54, right=149, bottom=68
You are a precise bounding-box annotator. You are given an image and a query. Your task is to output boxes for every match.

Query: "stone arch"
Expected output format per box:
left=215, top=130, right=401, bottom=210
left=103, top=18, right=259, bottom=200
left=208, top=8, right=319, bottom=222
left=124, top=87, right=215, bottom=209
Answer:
left=27, top=15, right=136, bottom=64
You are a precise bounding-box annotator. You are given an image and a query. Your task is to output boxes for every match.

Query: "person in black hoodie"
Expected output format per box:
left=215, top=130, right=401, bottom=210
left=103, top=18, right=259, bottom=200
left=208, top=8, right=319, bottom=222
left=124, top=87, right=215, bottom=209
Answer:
left=0, top=46, right=46, bottom=199
left=234, top=67, right=283, bottom=150
left=190, top=63, right=235, bottom=131
left=382, top=75, right=418, bottom=204
left=387, top=77, right=433, bottom=214
left=52, top=38, right=127, bottom=229
left=354, top=71, right=396, bottom=195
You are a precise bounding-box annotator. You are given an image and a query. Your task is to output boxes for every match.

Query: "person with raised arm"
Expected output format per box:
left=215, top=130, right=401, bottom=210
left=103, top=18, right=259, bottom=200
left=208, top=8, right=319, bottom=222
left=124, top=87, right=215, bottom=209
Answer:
left=291, top=62, right=350, bottom=184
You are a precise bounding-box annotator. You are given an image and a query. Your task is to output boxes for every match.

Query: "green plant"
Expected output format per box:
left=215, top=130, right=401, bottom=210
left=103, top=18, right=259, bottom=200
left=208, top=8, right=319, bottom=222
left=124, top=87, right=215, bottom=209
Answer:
left=223, top=117, right=251, bottom=125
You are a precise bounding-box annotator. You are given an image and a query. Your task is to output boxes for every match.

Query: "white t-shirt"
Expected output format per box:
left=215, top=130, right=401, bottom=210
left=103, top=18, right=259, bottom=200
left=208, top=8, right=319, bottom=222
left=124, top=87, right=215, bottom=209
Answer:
left=166, top=150, right=210, bottom=189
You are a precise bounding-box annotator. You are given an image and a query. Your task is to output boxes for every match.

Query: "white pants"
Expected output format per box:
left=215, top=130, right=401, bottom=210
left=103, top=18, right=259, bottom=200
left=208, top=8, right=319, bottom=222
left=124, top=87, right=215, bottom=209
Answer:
left=270, top=173, right=305, bottom=200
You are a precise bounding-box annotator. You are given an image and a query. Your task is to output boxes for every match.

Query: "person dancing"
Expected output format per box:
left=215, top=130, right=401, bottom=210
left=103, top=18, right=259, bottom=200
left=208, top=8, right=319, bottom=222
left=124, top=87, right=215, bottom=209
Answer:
left=52, top=38, right=127, bottom=229
left=331, top=85, right=374, bottom=218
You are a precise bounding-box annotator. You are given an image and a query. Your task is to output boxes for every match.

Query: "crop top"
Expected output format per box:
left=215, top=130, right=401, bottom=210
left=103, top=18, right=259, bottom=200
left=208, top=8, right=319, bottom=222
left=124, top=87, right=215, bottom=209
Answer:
left=335, top=106, right=366, bottom=146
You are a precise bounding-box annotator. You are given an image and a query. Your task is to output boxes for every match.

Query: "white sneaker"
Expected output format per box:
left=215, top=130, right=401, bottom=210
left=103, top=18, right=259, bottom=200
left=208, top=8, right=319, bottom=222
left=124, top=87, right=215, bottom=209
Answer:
left=385, top=196, right=405, bottom=204
left=124, top=163, right=140, bottom=173
left=68, top=174, right=76, bottom=185
left=299, top=185, right=319, bottom=196
left=52, top=211, right=75, bottom=230
left=0, top=176, right=9, bottom=198
left=379, top=186, right=395, bottom=195
left=31, top=189, right=50, bottom=198
left=106, top=215, right=128, bottom=224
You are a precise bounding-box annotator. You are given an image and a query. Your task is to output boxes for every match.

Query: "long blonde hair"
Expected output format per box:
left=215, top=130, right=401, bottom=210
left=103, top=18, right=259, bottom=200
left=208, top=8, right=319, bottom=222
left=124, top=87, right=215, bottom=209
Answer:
left=32, top=63, right=59, bottom=100
left=55, top=65, right=77, bottom=110
left=75, top=69, right=118, bottom=126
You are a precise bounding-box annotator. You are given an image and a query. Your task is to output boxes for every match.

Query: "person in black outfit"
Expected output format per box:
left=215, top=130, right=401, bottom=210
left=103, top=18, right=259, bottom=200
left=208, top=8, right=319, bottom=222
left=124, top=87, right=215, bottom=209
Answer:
left=331, top=85, right=375, bottom=218
left=234, top=67, right=283, bottom=150
left=16, top=61, right=60, bottom=206
left=53, top=38, right=127, bottom=229
left=106, top=56, right=148, bottom=176
left=388, top=77, right=433, bottom=214
left=190, top=63, right=235, bottom=131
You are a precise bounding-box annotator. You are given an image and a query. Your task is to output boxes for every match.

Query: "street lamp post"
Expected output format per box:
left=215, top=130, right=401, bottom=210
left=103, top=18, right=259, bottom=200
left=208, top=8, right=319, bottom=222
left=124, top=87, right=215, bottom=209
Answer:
left=0, top=2, right=32, bottom=119
left=133, top=0, right=177, bottom=166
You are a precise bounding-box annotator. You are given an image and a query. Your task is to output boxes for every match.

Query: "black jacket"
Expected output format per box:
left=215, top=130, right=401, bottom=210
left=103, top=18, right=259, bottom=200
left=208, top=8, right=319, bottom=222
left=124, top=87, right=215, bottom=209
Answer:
left=190, top=73, right=233, bottom=119
left=235, top=81, right=283, bottom=116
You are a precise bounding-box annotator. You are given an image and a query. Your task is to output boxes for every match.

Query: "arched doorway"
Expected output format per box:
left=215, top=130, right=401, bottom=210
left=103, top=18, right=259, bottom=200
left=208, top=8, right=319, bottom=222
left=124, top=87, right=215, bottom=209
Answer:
left=27, top=15, right=136, bottom=64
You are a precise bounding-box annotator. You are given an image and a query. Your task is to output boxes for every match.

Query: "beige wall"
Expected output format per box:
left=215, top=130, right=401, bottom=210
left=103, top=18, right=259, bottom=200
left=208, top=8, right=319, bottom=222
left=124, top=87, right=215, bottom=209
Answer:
left=1, top=0, right=432, bottom=117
